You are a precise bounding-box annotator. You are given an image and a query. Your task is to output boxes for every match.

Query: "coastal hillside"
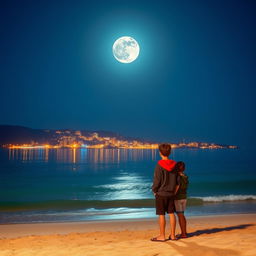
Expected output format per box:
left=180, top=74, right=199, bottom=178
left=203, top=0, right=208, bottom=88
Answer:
left=0, top=125, right=142, bottom=147
left=0, top=125, right=52, bottom=145
left=0, top=125, right=237, bottom=149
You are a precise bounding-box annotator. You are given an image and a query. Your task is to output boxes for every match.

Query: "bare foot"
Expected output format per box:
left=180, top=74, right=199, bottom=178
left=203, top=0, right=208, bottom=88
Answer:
left=176, top=234, right=188, bottom=239
left=151, top=235, right=166, bottom=241
left=168, top=235, right=177, bottom=240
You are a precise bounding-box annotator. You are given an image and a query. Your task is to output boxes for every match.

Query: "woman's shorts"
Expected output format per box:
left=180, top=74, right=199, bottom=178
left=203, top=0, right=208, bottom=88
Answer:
left=174, top=199, right=187, bottom=213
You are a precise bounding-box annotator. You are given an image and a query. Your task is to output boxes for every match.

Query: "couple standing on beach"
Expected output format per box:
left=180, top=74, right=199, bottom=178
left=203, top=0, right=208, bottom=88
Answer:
left=151, top=143, right=189, bottom=242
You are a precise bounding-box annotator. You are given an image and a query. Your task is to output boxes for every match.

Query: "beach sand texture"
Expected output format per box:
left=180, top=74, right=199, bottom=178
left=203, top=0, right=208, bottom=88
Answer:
left=0, top=214, right=255, bottom=256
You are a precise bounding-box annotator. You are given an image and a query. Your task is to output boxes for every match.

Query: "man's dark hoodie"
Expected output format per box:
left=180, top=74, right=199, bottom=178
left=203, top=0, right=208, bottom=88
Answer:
left=152, top=159, right=179, bottom=197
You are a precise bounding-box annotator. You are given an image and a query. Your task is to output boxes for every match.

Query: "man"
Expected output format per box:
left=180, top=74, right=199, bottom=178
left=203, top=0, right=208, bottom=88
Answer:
left=151, top=143, right=179, bottom=242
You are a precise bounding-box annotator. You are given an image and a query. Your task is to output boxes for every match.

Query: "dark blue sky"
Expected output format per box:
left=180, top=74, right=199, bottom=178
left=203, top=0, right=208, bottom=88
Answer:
left=1, top=0, right=255, bottom=146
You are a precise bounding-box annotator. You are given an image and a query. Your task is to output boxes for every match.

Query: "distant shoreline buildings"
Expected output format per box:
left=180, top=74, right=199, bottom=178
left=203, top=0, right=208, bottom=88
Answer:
left=3, top=130, right=238, bottom=150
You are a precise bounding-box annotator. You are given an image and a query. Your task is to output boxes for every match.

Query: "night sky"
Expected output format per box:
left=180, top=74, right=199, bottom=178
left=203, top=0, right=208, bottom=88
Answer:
left=1, top=0, right=255, bottom=147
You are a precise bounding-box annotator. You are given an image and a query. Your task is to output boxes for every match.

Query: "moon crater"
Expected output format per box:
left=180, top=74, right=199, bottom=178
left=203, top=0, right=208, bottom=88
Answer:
left=113, top=36, right=140, bottom=63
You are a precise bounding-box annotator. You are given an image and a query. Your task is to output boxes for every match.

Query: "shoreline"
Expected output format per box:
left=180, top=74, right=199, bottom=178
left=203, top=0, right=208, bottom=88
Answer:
left=1, top=213, right=255, bottom=238
left=0, top=211, right=255, bottom=225
left=1, top=200, right=256, bottom=225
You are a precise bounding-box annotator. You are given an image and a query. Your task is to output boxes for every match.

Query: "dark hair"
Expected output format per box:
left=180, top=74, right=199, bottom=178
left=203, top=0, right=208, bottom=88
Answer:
left=176, top=161, right=185, bottom=172
left=158, top=143, right=172, bottom=157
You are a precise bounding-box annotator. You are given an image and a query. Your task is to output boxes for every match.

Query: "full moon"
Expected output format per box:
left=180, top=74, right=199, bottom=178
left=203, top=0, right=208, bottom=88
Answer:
left=112, top=36, right=140, bottom=63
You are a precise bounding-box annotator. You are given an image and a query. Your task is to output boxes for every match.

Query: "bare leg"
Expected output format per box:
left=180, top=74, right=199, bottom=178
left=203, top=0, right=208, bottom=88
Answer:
left=157, top=215, right=166, bottom=240
left=177, top=213, right=187, bottom=237
left=169, top=213, right=176, bottom=239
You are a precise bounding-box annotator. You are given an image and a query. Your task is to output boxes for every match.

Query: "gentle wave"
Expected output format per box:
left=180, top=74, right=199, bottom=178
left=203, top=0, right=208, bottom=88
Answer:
left=1, top=195, right=255, bottom=212
left=194, top=195, right=256, bottom=202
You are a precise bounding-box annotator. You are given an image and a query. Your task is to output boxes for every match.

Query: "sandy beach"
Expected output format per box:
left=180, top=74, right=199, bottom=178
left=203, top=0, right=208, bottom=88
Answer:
left=0, top=213, right=255, bottom=256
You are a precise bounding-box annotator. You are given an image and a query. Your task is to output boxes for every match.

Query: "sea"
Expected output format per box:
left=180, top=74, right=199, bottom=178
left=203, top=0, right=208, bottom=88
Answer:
left=0, top=147, right=256, bottom=224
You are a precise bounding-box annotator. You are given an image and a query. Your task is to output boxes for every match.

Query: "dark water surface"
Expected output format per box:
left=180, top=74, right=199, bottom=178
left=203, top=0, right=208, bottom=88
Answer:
left=0, top=148, right=255, bottom=223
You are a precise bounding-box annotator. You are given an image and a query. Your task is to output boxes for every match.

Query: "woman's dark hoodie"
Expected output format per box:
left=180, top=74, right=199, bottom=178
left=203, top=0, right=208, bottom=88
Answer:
left=151, top=159, right=179, bottom=197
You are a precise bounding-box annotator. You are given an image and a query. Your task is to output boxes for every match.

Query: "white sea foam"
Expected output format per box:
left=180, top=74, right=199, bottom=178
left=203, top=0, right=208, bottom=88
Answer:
left=194, top=194, right=256, bottom=202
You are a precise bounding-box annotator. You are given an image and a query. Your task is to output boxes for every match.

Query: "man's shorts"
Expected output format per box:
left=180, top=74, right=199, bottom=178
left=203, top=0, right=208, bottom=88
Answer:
left=155, top=195, right=175, bottom=215
left=174, top=199, right=187, bottom=213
